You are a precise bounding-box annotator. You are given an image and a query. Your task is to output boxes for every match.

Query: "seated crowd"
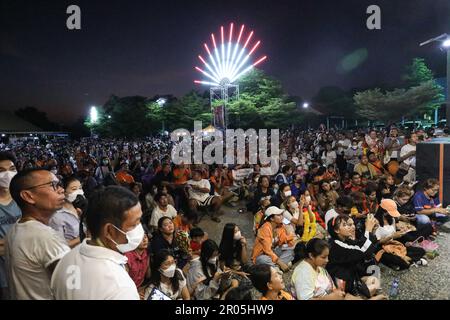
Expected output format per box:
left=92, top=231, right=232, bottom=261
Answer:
left=0, top=126, right=449, bottom=300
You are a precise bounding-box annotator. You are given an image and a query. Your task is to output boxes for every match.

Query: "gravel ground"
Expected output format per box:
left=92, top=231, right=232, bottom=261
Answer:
left=379, top=227, right=450, bottom=300
left=199, top=203, right=450, bottom=300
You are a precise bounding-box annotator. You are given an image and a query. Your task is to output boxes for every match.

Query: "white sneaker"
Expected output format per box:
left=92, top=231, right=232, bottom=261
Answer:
left=418, top=258, right=428, bottom=266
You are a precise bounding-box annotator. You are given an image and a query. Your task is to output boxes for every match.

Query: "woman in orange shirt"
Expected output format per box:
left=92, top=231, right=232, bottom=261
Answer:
left=252, top=206, right=295, bottom=273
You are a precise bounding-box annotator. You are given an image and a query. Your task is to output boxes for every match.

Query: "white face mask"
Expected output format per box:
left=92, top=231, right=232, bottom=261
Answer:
left=289, top=201, right=299, bottom=209
left=305, top=196, right=312, bottom=203
left=233, top=231, right=242, bottom=241
left=208, top=257, right=218, bottom=265
left=67, top=189, right=84, bottom=203
left=0, top=170, right=17, bottom=188
left=160, top=264, right=176, bottom=278
left=110, top=223, right=145, bottom=253
left=51, top=169, right=58, bottom=175
left=284, top=190, right=292, bottom=197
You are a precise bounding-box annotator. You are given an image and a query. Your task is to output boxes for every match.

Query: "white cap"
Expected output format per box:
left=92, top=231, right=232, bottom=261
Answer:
left=264, top=206, right=285, bottom=220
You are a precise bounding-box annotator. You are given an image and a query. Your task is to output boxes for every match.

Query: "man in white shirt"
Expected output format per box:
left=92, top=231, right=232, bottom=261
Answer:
left=187, top=170, right=223, bottom=223
left=5, top=169, right=70, bottom=300
left=399, top=133, right=418, bottom=183
left=149, top=193, right=177, bottom=230
left=51, top=186, right=142, bottom=300
left=335, top=133, right=351, bottom=155
left=383, top=127, right=403, bottom=161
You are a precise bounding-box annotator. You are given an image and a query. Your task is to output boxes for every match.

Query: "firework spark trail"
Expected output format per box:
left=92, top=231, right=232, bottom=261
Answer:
left=195, top=24, right=266, bottom=86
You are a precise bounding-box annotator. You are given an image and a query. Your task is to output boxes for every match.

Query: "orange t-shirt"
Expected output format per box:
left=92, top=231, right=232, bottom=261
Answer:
left=172, top=168, right=190, bottom=185
left=116, top=171, right=135, bottom=184
left=260, top=290, right=294, bottom=300
left=173, top=215, right=192, bottom=233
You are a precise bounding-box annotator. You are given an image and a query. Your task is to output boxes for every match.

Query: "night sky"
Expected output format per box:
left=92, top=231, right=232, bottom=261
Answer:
left=1, top=0, right=450, bottom=124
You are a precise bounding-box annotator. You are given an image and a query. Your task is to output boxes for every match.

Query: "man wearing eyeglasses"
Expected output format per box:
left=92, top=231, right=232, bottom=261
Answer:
left=4, top=168, right=70, bottom=300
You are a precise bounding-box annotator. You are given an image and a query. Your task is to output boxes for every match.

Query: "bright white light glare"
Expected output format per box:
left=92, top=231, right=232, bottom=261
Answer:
left=156, top=98, right=167, bottom=106
left=443, top=39, right=450, bottom=48
left=1, top=134, right=5, bottom=137
left=90, top=106, right=98, bottom=124
left=303, top=103, right=309, bottom=108
left=194, top=23, right=267, bottom=86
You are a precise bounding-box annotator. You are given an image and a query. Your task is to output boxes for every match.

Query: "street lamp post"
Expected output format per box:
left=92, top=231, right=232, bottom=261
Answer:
left=89, top=106, right=98, bottom=138
left=447, top=43, right=450, bottom=127
left=302, top=102, right=310, bottom=129
left=420, top=33, right=450, bottom=127
left=156, top=98, right=167, bottom=133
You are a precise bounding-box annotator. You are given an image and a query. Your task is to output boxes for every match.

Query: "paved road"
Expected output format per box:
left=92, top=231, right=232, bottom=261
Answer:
left=198, top=203, right=450, bottom=300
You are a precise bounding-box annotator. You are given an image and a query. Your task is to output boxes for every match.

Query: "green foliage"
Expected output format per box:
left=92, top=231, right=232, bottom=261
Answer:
left=87, top=69, right=305, bottom=137
left=163, top=90, right=212, bottom=130
left=354, top=58, right=444, bottom=123
left=227, top=69, right=303, bottom=129
left=354, top=80, right=443, bottom=122
left=90, top=96, right=155, bottom=137
left=403, top=58, right=435, bottom=87
left=312, top=86, right=355, bottom=117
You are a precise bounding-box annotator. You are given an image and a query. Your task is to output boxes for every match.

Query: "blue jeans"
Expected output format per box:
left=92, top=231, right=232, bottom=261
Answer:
left=416, top=213, right=450, bottom=226
left=255, top=246, right=294, bottom=267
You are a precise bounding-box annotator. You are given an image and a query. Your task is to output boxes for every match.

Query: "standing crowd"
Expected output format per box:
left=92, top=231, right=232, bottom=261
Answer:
left=0, top=125, right=449, bottom=300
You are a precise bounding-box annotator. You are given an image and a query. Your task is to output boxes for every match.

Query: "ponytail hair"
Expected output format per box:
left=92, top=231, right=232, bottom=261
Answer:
left=293, top=238, right=329, bottom=264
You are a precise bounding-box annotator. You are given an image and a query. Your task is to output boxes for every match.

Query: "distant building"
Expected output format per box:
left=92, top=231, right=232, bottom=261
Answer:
left=0, top=111, right=68, bottom=142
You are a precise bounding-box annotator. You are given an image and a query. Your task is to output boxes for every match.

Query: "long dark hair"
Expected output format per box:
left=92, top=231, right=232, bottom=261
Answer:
left=257, top=175, right=270, bottom=191
left=200, top=239, right=219, bottom=284
left=374, top=206, right=393, bottom=228
left=318, top=180, right=331, bottom=194
left=150, top=249, right=182, bottom=293
left=219, top=223, right=242, bottom=267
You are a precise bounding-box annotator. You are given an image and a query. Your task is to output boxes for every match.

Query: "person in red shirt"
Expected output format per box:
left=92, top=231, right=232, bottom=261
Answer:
left=125, top=233, right=151, bottom=294
left=344, top=173, right=364, bottom=195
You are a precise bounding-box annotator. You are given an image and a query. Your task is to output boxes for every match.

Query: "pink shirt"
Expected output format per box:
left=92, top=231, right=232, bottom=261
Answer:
left=125, top=250, right=149, bottom=288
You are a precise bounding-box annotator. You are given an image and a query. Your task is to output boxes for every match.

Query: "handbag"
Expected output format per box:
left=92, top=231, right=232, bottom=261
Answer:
left=406, top=236, right=439, bottom=253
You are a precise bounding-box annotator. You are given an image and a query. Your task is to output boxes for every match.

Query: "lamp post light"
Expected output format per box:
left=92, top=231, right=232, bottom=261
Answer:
left=420, top=33, right=450, bottom=127
left=90, top=106, right=98, bottom=124
left=156, top=98, right=167, bottom=132
left=89, top=106, right=98, bottom=137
